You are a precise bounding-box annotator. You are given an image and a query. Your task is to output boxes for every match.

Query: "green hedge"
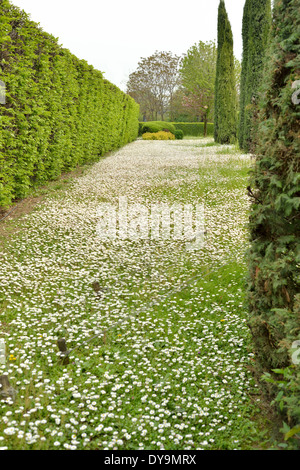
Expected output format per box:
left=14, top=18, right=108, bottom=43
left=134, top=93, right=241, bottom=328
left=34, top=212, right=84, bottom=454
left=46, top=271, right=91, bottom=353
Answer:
left=0, top=1, right=139, bottom=207
left=172, top=122, right=214, bottom=137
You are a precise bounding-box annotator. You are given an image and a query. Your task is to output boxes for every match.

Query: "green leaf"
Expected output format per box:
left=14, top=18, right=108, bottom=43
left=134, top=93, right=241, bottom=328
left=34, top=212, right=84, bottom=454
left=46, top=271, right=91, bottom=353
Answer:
left=284, top=425, right=300, bottom=441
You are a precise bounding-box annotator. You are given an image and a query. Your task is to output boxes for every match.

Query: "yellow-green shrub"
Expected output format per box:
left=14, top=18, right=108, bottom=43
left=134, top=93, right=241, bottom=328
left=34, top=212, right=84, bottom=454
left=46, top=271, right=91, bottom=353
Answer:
left=142, top=131, right=175, bottom=140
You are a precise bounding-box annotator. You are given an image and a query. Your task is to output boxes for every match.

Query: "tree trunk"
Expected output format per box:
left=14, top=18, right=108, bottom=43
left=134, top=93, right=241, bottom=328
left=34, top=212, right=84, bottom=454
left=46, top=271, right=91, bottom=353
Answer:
left=204, top=111, right=208, bottom=137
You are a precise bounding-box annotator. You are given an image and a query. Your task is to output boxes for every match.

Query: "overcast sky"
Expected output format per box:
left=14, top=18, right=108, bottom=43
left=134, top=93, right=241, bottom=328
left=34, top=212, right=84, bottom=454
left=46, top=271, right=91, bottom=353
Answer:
left=11, top=0, right=246, bottom=91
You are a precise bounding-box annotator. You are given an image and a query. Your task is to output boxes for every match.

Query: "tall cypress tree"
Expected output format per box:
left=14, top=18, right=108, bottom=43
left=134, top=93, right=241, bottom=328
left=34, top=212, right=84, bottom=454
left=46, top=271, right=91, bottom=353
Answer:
left=238, top=0, right=251, bottom=149
left=214, top=0, right=237, bottom=144
left=239, top=0, right=271, bottom=152
left=247, top=0, right=300, bottom=430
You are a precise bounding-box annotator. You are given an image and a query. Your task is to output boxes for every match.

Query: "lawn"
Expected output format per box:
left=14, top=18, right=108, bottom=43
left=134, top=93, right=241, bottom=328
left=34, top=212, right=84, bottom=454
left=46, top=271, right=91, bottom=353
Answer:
left=0, top=137, right=273, bottom=450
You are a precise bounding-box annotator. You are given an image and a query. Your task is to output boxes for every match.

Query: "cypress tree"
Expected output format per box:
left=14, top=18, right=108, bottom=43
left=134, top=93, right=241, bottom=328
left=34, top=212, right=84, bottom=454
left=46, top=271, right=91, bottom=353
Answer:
left=214, top=0, right=237, bottom=144
left=239, top=0, right=271, bottom=152
left=238, top=0, right=251, bottom=149
left=247, top=0, right=300, bottom=431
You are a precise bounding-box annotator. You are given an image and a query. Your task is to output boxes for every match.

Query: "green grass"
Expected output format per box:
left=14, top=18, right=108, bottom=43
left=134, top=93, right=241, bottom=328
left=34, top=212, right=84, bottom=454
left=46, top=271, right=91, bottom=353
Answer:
left=0, top=139, right=278, bottom=450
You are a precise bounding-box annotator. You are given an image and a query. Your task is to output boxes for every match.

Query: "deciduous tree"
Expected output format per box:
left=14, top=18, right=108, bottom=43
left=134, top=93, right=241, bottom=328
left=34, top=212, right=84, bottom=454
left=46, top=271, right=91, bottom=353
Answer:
left=126, top=51, right=181, bottom=121
left=180, top=40, right=217, bottom=135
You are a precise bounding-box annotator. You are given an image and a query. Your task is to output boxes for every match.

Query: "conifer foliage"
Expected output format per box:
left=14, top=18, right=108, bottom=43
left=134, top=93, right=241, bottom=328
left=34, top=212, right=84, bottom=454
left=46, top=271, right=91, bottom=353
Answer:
left=214, top=0, right=237, bottom=144
left=238, top=0, right=251, bottom=150
left=247, top=0, right=300, bottom=430
left=238, top=0, right=271, bottom=152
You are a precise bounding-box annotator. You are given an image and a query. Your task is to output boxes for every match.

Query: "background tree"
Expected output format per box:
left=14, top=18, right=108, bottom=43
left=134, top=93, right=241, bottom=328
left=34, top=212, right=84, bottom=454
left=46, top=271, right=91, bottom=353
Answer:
left=126, top=51, right=181, bottom=121
left=181, top=92, right=205, bottom=121
left=247, top=0, right=300, bottom=433
left=214, top=0, right=237, bottom=144
left=169, top=87, right=198, bottom=122
left=126, top=68, right=159, bottom=121
left=179, top=40, right=217, bottom=135
left=239, top=0, right=272, bottom=152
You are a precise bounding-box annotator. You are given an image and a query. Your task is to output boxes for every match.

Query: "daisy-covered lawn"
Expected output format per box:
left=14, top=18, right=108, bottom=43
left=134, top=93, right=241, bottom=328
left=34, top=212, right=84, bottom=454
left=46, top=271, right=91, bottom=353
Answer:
left=0, top=137, right=269, bottom=450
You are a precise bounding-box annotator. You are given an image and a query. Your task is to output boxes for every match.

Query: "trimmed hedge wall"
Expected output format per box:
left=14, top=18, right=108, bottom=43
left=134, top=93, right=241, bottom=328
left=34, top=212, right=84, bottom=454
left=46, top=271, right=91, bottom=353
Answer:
left=0, top=1, right=139, bottom=207
left=173, top=122, right=214, bottom=137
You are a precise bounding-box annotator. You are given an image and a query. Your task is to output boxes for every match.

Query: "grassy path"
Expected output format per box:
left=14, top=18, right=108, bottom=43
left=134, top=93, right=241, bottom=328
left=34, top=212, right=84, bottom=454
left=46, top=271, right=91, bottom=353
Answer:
left=0, top=138, right=271, bottom=450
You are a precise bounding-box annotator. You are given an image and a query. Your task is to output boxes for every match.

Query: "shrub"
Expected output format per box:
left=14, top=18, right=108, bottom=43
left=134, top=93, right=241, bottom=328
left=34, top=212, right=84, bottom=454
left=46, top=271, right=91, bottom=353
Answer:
left=142, top=131, right=175, bottom=140
left=142, top=133, right=156, bottom=140
left=139, top=121, right=176, bottom=136
left=174, top=129, right=184, bottom=140
left=0, top=1, right=139, bottom=208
